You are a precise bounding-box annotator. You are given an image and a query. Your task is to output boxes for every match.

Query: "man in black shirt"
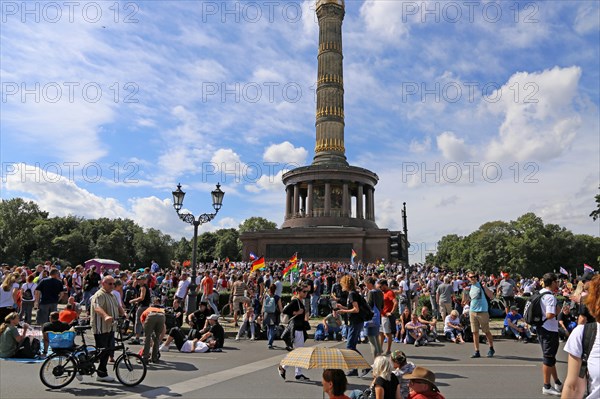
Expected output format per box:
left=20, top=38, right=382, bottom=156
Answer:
left=200, top=314, right=224, bottom=350
left=42, top=311, right=70, bottom=356
left=35, top=269, right=66, bottom=324
left=188, top=302, right=213, bottom=330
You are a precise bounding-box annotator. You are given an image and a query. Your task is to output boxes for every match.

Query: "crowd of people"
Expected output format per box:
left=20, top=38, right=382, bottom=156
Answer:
left=0, top=259, right=598, bottom=398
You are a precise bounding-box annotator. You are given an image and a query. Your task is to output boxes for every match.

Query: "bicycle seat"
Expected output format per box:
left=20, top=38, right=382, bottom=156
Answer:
left=74, top=325, right=92, bottom=332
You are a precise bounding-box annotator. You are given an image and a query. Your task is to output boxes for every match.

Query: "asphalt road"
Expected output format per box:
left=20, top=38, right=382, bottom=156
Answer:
left=0, top=335, right=570, bottom=399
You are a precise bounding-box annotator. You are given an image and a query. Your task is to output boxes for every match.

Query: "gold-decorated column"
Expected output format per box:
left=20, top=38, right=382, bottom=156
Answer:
left=312, top=0, right=348, bottom=166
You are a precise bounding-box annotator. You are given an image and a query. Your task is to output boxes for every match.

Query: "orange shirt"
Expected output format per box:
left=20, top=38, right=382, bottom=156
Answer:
left=59, top=309, right=78, bottom=324
left=201, top=276, right=214, bottom=295
left=140, top=307, right=165, bottom=323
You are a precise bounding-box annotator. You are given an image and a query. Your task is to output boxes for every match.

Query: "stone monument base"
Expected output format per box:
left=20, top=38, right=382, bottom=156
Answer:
left=240, top=227, right=391, bottom=263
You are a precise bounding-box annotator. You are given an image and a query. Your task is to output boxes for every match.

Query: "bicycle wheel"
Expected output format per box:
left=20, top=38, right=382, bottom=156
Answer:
left=220, top=303, right=232, bottom=321
left=115, top=353, right=146, bottom=387
left=39, top=354, right=77, bottom=389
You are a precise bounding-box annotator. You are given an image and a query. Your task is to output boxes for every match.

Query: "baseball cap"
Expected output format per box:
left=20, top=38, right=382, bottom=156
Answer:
left=208, top=314, right=219, bottom=321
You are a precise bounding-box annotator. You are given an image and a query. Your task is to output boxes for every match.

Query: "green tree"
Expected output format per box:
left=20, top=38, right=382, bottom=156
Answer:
left=133, top=228, right=174, bottom=268
left=590, top=187, right=600, bottom=221
left=174, top=237, right=192, bottom=262
left=238, top=217, right=277, bottom=233
left=196, top=232, right=217, bottom=262
left=0, top=198, right=48, bottom=264
left=214, top=229, right=242, bottom=260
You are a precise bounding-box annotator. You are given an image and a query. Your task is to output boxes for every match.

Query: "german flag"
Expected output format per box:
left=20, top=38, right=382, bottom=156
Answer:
left=251, top=256, right=266, bottom=272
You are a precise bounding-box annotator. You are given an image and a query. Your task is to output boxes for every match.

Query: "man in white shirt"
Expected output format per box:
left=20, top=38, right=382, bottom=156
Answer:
left=175, top=272, right=190, bottom=302
left=537, top=272, right=562, bottom=396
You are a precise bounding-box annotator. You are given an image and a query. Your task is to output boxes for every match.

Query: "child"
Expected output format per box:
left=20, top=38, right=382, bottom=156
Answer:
left=391, top=350, right=416, bottom=399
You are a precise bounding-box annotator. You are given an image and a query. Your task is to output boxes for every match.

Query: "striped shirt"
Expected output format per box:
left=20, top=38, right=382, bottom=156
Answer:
left=90, top=288, right=120, bottom=334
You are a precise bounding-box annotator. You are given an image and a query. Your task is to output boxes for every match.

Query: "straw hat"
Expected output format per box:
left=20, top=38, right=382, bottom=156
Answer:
left=402, top=366, right=439, bottom=392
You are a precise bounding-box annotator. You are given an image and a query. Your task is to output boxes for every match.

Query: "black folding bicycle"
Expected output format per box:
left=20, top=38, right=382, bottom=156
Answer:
left=39, top=318, right=147, bottom=389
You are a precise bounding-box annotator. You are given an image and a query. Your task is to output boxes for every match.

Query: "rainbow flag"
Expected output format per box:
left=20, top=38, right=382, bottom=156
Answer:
left=351, top=249, right=357, bottom=264
left=282, top=254, right=298, bottom=278
left=251, top=257, right=266, bottom=272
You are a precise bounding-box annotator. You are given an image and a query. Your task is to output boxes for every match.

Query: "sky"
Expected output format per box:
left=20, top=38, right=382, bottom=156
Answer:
left=1, top=0, right=599, bottom=263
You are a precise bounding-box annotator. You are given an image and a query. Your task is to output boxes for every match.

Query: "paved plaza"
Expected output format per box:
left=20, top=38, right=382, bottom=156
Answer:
left=1, top=334, right=569, bottom=399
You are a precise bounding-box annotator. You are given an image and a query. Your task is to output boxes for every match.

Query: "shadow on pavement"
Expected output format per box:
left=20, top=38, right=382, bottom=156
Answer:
left=407, top=355, right=459, bottom=362
left=51, top=382, right=154, bottom=396
left=148, top=360, right=198, bottom=371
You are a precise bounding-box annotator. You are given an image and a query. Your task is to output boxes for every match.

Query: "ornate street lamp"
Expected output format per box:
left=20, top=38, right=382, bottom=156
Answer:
left=172, top=183, right=225, bottom=315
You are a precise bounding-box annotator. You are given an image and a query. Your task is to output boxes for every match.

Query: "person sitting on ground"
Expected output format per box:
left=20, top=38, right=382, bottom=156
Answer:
left=504, top=305, right=532, bottom=342
left=0, top=312, right=33, bottom=358
left=323, top=308, right=343, bottom=341
left=403, top=366, right=445, bottom=399
left=198, top=314, right=225, bottom=351
left=418, top=307, right=438, bottom=342
left=391, top=350, right=416, bottom=399
left=369, top=355, right=401, bottom=399
left=405, top=314, right=428, bottom=347
left=557, top=303, right=577, bottom=341
left=236, top=301, right=256, bottom=340
left=188, top=301, right=213, bottom=331
left=443, top=310, right=464, bottom=344
left=42, top=311, right=71, bottom=356
left=397, top=307, right=412, bottom=343
left=322, top=369, right=351, bottom=399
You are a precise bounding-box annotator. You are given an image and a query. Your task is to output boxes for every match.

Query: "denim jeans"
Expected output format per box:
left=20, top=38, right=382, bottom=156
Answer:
left=267, top=325, right=276, bottom=346
left=311, top=294, right=320, bottom=317
left=346, top=322, right=363, bottom=352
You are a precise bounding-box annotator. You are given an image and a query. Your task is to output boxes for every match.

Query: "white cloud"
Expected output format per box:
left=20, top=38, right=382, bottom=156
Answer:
left=486, top=66, right=582, bottom=162
left=436, top=131, right=473, bottom=161
left=409, top=137, right=432, bottom=153
left=245, top=170, right=286, bottom=193
left=263, top=141, right=308, bottom=165
left=574, top=4, right=600, bottom=35
left=359, top=0, right=410, bottom=42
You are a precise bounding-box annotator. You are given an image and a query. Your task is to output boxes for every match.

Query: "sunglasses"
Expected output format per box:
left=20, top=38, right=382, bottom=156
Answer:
left=302, top=290, right=310, bottom=294
left=468, top=275, right=477, bottom=279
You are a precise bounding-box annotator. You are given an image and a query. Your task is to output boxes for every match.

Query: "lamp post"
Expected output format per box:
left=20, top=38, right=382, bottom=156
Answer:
left=172, top=182, right=225, bottom=315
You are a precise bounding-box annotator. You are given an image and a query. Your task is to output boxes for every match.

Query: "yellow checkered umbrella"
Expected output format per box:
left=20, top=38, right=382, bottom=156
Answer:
left=280, top=346, right=370, bottom=370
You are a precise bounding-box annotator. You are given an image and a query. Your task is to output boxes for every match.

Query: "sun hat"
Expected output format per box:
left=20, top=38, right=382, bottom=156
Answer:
left=402, top=366, right=439, bottom=392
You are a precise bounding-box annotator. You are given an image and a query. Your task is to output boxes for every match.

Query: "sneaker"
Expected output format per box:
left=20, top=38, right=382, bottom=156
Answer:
left=487, top=348, right=495, bottom=358
left=295, top=374, right=310, bottom=381
left=268, top=345, right=274, bottom=349
left=96, top=375, right=115, bottom=383
left=542, top=387, right=561, bottom=396
left=235, top=336, right=240, bottom=341
left=129, top=338, right=141, bottom=345
left=554, top=382, right=563, bottom=392
left=470, top=351, right=481, bottom=358
left=345, top=369, right=358, bottom=377
left=75, top=373, right=83, bottom=382
left=422, top=340, right=428, bottom=346
left=384, top=350, right=391, bottom=356
left=278, top=365, right=286, bottom=380
left=159, top=345, right=169, bottom=352
left=414, top=341, right=420, bottom=347
left=360, top=368, right=372, bottom=378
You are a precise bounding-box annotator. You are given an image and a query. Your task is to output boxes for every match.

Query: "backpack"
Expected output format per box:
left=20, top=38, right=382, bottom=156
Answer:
left=18, top=337, right=41, bottom=359
left=357, top=294, right=374, bottom=322
left=263, top=295, right=276, bottom=313
left=22, top=284, right=33, bottom=301
left=523, top=291, right=552, bottom=326
left=314, top=323, right=326, bottom=341
left=579, top=322, right=598, bottom=384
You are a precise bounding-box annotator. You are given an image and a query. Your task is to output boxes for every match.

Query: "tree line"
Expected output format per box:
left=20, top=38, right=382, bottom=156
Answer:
left=425, top=212, right=600, bottom=277
left=0, top=198, right=277, bottom=268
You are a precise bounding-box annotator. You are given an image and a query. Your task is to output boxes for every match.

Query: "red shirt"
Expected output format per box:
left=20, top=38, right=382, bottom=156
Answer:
left=202, top=276, right=214, bottom=295
left=409, top=391, right=445, bottom=399
left=382, top=289, right=396, bottom=315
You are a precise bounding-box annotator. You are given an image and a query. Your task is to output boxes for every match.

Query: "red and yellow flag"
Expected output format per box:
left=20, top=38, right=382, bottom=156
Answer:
left=251, top=256, right=266, bottom=272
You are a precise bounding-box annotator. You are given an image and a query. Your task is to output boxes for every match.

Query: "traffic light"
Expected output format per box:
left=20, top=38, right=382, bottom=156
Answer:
left=389, top=231, right=409, bottom=262
left=389, top=231, right=402, bottom=261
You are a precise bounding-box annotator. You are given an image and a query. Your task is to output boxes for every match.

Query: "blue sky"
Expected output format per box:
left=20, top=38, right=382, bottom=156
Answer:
left=1, top=0, right=599, bottom=262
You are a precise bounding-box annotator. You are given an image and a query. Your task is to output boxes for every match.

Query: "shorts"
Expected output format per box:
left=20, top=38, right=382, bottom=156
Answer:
left=380, top=315, right=395, bottom=334
left=502, top=296, right=515, bottom=308
left=537, top=327, right=559, bottom=366
left=469, top=311, right=490, bottom=334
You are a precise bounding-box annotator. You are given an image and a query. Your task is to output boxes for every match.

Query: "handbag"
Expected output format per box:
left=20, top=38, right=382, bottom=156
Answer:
left=303, top=320, right=311, bottom=331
